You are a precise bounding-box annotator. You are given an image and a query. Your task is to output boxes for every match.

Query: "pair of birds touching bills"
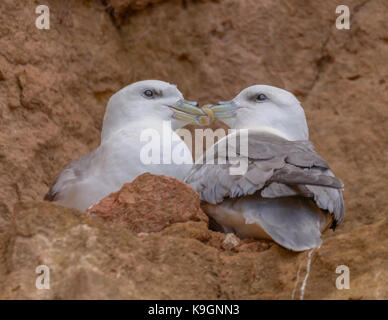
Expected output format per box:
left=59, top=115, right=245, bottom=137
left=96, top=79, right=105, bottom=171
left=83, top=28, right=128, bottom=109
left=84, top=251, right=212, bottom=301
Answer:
left=44, top=80, right=344, bottom=252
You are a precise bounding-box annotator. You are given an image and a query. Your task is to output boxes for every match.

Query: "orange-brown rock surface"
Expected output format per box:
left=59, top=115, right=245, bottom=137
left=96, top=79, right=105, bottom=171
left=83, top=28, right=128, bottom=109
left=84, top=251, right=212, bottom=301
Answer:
left=0, top=0, right=387, bottom=299
left=87, top=173, right=208, bottom=233
left=1, top=196, right=387, bottom=299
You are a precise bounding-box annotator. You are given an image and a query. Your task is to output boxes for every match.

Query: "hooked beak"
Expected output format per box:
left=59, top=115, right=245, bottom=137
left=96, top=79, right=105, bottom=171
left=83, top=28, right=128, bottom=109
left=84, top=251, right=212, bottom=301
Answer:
left=167, top=99, right=240, bottom=126
left=168, top=99, right=211, bottom=126
left=207, top=100, right=240, bottom=120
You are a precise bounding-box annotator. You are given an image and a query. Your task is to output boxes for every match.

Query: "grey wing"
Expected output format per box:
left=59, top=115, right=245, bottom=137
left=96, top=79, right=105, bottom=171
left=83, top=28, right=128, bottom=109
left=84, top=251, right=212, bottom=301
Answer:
left=185, top=129, right=345, bottom=227
left=44, top=150, right=97, bottom=202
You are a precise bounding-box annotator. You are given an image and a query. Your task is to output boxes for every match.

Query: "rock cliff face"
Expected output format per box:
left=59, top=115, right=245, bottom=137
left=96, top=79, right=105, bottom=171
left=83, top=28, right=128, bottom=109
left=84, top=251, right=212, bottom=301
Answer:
left=1, top=180, right=387, bottom=299
left=0, top=0, right=387, bottom=299
left=86, top=173, right=209, bottom=233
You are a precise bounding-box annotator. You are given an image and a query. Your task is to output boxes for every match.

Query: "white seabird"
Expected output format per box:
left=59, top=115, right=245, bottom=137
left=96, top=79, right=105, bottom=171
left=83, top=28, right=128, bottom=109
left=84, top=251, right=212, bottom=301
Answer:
left=44, top=80, right=206, bottom=211
left=185, top=85, right=345, bottom=251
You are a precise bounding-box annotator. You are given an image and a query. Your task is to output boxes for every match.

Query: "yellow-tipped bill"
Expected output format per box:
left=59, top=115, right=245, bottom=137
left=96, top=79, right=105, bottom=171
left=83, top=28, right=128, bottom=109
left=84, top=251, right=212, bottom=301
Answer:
left=169, top=99, right=239, bottom=126
left=169, top=99, right=211, bottom=126
left=199, top=101, right=240, bottom=123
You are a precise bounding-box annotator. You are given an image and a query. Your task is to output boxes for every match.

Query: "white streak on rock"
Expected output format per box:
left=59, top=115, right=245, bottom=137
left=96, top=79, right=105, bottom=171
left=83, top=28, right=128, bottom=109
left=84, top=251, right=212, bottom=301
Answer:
left=291, top=262, right=302, bottom=300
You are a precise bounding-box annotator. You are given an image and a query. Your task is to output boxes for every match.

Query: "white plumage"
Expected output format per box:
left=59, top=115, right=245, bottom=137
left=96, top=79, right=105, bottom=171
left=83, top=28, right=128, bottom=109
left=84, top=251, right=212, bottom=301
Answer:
left=185, top=85, right=344, bottom=251
left=45, top=80, right=195, bottom=211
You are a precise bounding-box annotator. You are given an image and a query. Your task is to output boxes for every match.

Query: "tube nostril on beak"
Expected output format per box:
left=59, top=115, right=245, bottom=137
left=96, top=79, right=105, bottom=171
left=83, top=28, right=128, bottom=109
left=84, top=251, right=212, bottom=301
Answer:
left=168, top=99, right=239, bottom=126
left=208, top=101, right=239, bottom=119
left=168, top=99, right=209, bottom=126
left=169, top=99, right=203, bottom=115
left=185, top=100, right=199, bottom=107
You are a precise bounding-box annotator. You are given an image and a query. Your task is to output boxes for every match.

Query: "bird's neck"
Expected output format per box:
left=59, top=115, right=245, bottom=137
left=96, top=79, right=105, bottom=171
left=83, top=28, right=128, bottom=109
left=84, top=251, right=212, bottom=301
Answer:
left=101, top=116, right=173, bottom=143
left=228, top=115, right=292, bottom=140
left=241, top=126, right=291, bottom=140
left=228, top=114, right=308, bottom=141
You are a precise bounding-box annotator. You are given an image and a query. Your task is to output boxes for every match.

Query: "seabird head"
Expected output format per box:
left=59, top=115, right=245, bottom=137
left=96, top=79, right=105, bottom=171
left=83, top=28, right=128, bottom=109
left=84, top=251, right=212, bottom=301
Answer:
left=211, top=85, right=309, bottom=141
left=101, top=80, right=205, bottom=141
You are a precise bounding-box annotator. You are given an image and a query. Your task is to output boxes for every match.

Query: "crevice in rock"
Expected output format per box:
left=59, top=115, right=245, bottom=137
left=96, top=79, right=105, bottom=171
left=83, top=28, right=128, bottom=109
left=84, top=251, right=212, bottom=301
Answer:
left=306, top=32, right=334, bottom=97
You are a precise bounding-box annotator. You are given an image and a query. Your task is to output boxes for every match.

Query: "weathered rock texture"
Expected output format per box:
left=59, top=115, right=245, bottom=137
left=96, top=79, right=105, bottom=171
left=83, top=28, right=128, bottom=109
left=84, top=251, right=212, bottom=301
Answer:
left=0, top=0, right=387, bottom=299
left=1, top=198, right=387, bottom=299
left=87, top=173, right=208, bottom=233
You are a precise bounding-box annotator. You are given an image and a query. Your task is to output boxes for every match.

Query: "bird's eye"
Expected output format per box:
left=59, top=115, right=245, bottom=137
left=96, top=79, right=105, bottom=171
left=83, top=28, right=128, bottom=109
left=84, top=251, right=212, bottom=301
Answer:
left=256, top=94, right=268, bottom=101
left=143, top=89, right=154, bottom=98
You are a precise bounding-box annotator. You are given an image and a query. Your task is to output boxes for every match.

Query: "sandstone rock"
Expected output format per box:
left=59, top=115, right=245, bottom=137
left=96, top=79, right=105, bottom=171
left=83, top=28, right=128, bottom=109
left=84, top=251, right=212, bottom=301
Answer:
left=222, top=233, right=240, bottom=250
left=1, top=0, right=387, bottom=300
left=0, top=201, right=386, bottom=299
left=106, top=0, right=165, bottom=21
left=0, top=0, right=131, bottom=213
left=179, top=119, right=231, bottom=161
left=87, top=173, right=208, bottom=233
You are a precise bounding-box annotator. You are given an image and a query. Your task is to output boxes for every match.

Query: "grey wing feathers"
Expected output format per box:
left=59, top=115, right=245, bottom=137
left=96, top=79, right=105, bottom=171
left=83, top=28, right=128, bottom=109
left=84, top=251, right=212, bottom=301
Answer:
left=306, top=181, right=345, bottom=227
left=44, top=174, right=61, bottom=201
left=270, top=164, right=343, bottom=189
left=44, top=160, right=82, bottom=202
left=185, top=129, right=345, bottom=227
left=43, top=150, right=96, bottom=202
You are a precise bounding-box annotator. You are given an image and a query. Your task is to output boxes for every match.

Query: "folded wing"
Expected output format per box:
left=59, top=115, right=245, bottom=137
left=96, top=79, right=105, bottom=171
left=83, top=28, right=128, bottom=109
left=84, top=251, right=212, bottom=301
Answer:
left=185, top=129, right=345, bottom=248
